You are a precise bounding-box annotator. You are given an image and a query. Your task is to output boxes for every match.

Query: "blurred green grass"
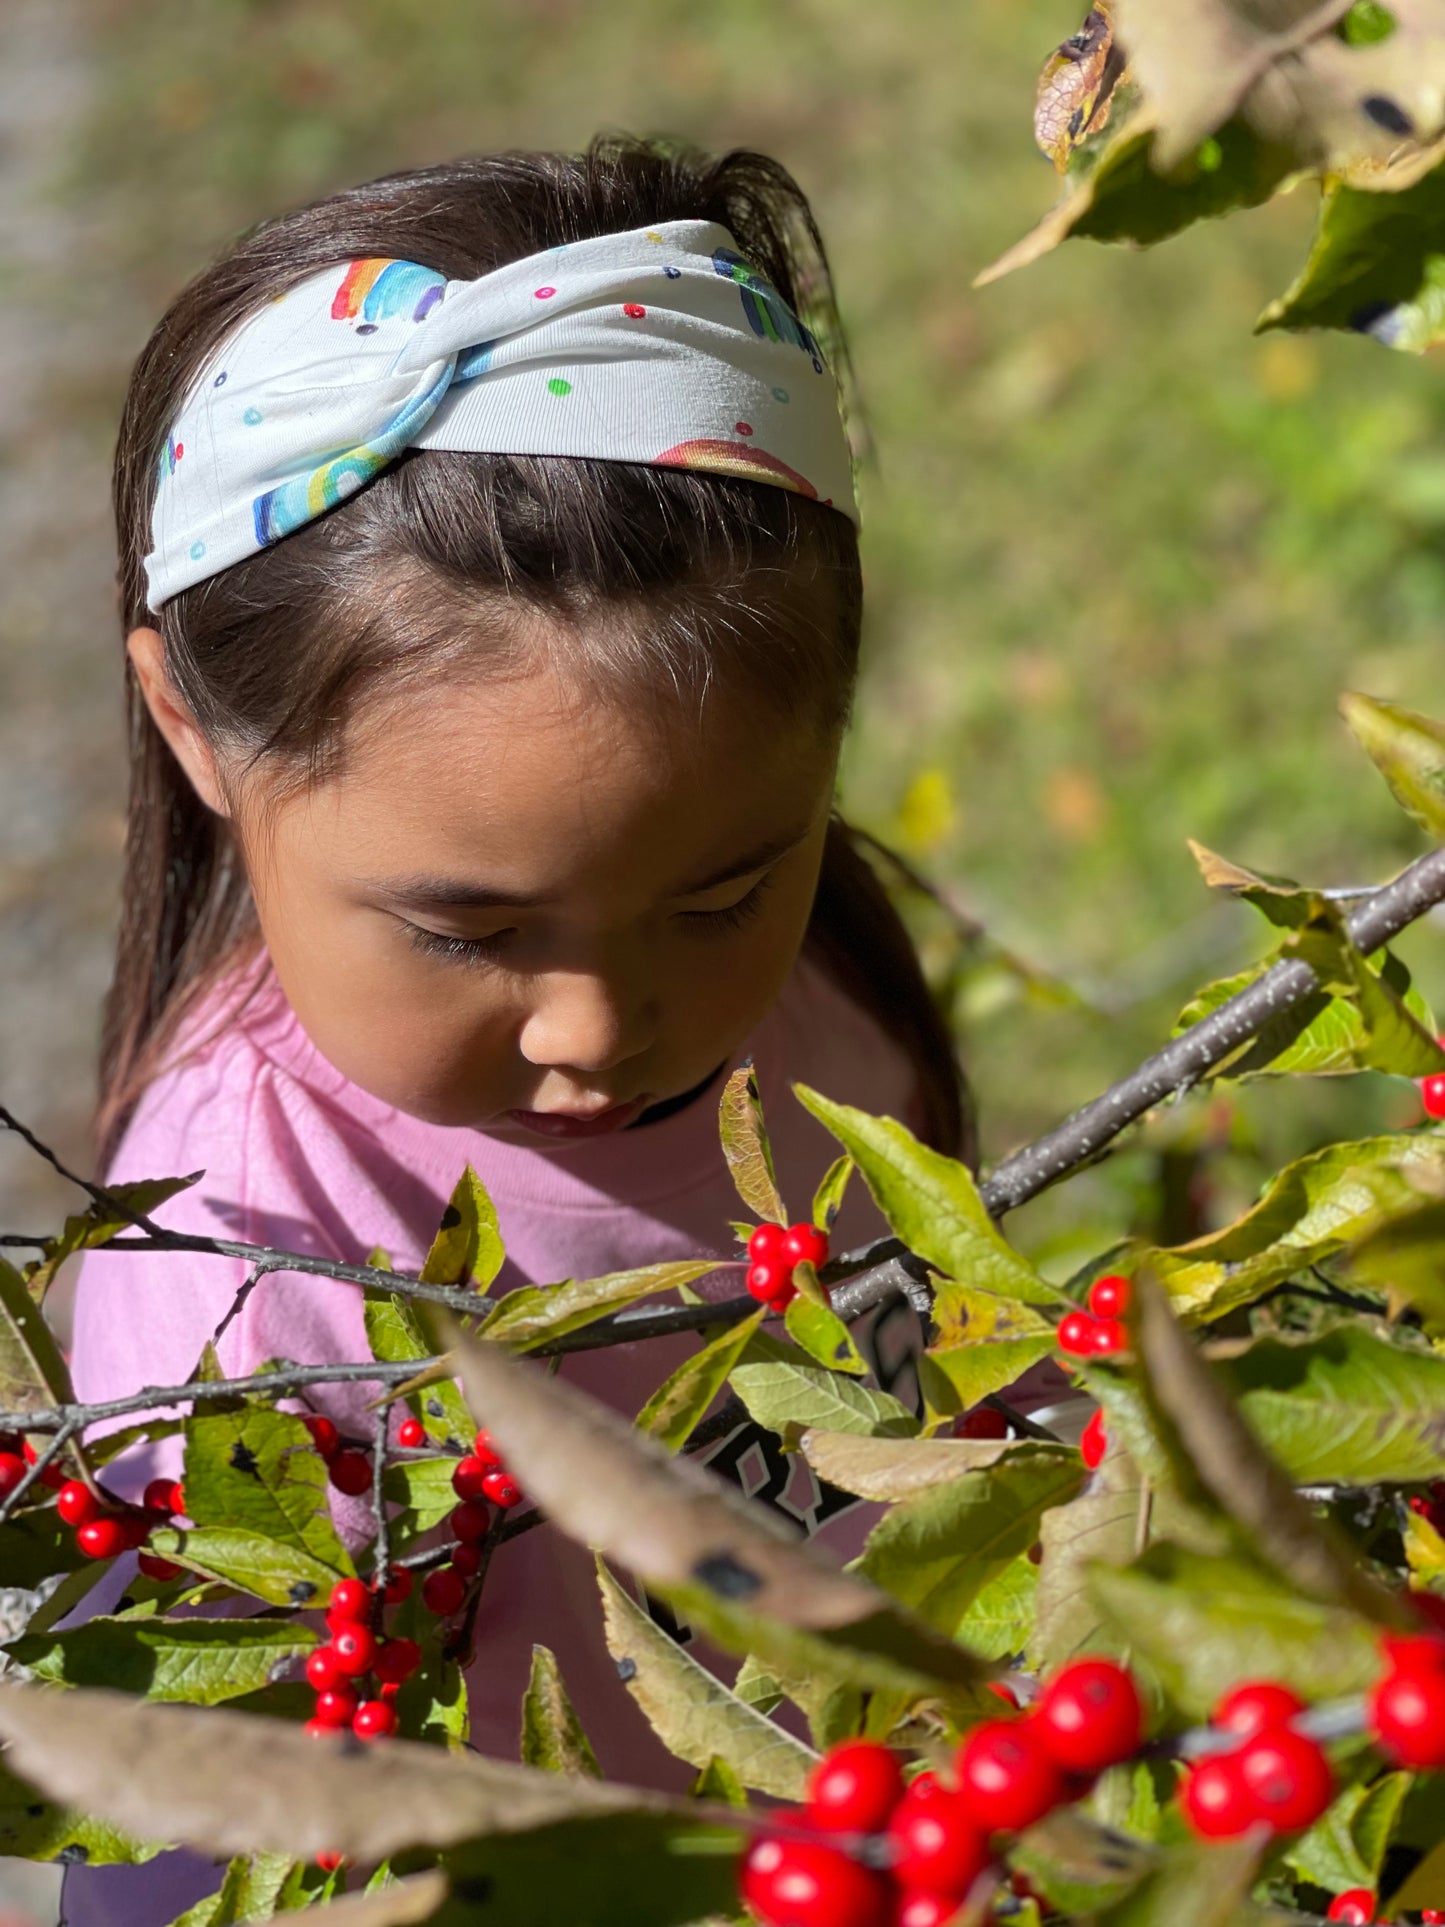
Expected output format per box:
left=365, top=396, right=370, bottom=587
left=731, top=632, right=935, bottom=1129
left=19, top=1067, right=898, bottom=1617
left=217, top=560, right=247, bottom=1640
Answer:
left=76, top=0, right=1445, bottom=1264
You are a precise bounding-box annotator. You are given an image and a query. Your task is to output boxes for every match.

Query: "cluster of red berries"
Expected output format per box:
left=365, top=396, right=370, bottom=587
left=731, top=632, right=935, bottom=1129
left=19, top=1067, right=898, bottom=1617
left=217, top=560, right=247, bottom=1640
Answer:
left=406, top=1427, right=524, bottom=1619
left=1408, top=1483, right=1445, bottom=1536
left=745, top=1221, right=830, bottom=1313
left=301, top=1415, right=375, bottom=1497
left=1368, top=1631, right=1445, bottom=1770
left=1057, top=1275, right=1130, bottom=1360
left=303, top=1574, right=419, bottom=1744
left=740, top=1659, right=1143, bottom=1927
left=57, top=1468, right=185, bottom=1579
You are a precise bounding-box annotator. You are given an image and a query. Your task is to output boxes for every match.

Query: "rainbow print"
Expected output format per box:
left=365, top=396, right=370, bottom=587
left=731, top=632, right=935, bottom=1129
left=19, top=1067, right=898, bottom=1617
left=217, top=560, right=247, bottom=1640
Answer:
left=653, top=438, right=817, bottom=498
left=711, top=249, right=825, bottom=371
left=330, top=259, right=447, bottom=330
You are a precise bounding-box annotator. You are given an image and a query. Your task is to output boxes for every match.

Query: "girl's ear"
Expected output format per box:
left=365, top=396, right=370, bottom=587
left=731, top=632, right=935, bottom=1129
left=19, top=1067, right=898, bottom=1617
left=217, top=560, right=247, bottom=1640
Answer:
left=126, top=626, right=233, bottom=818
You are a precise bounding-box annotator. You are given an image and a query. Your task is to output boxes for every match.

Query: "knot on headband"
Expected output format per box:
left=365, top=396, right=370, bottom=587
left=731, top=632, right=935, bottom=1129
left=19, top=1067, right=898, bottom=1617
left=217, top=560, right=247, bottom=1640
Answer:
left=145, top=219, right=858, bottom=608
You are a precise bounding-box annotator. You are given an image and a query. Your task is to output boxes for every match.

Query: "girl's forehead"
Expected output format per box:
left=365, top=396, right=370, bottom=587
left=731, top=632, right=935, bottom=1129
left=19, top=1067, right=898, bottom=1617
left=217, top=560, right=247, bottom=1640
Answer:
left=255, top=658, right=837, bottom=896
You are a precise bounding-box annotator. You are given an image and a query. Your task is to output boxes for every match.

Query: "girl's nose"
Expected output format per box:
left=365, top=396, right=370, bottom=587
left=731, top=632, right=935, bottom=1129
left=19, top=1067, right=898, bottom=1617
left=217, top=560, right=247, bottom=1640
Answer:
left=517, top=970, right=657, bottom=1077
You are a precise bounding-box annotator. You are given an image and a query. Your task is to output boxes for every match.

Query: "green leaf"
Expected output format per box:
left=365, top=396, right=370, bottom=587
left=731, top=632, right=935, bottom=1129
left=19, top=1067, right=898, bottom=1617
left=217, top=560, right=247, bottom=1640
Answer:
left=730, top=1350, right=919, bottom=1441
left=979, top=113, right=1300, bottom=287
left=636, top=1308, right=767, bottom=1451
left=184, top=1407, right=354, bottom=1578
left=855, top=1446, right=1082, bottom=1639
left=364, top=1294, right=472, bottom=1446
left=479, top=1261, right=720, bottom=1351
left=1154, top=1132, right=1443, bottom=1320
left=445, top=1321, right=990, bottom=1708
left=1009, top=1803, right=1159, bottom=1918
left=1089, top=1542, right=1383, bottom=1718
left=1288, top=1770, right=1412, bottom=1892
left=1134, top=1270, right=1401, bottom=1621
left=169, top=1852, right=302, bottom=1927
left=718, top=1062, right=787, bottom=1224
left=23, top=1173, right=202, bottom=1303
left=0, top=1254, right=72, bottom=1414
left=689, top=1757, right=750, bottom=1807
left=1347, top=1188, right=1445, bottom=1322
left=782, top=1289, right=867, bottom=1375
left=1031, top=1453, right=1148, bottom=1672
left=798, top=1429, right=1043, bottom=1500
left=1260, top=150, right=1445, bottom=353
left=794, top=1085, right=1061, bottom=1304
left=0, top=1508, right=86, bottom=1589
left=8, top=1615, right=318, bottom=1706
left=811, top=1155, right=854, bottom=1232
left=520, top=1644, right=602, bottom=1779
left=146, top=1525, right=345, bottom=1610
left=922, top=1283, right=1059, bottom=1416
left=1186, top=839, right=1324, bottom=930
left=1091, top=1835, right=1267, bottom=1926
left=955, top=1554, right=1039, bottom=1663
left=597, top=1560, right=818, bottom=1797
left=1216, top=1325, right=1445, bottom=1483
left=0, top=1758, right=163, bottom=1865
left=382, top=1454, right=464, bottom=1532
left=1342, top=689, right=1445, bottom=836
left=420, top=1164, right=504, bottom=1292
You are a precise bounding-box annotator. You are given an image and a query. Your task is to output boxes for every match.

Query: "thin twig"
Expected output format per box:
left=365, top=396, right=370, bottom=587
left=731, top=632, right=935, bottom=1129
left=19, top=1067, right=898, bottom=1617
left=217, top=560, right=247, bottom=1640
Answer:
left=369, top=1407, right=391, bottom=1589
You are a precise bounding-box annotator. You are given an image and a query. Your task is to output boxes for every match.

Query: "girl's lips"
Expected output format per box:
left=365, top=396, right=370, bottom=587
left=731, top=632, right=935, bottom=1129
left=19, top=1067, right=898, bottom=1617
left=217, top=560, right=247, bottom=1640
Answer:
left=502, top=1097, right=651, bottom=1140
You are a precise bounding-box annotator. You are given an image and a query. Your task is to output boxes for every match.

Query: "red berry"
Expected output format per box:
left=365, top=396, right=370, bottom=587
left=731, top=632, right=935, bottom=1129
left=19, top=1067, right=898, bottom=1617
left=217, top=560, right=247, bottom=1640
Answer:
left=955, top=1718, right=1066, bottom=1834
left=302, top=1415, right=340, bottom=1459
left=1422, top=1913, right=1445, bottom=1924
left=1236, top=1726, right=1333, bottom=1834
left=472, top=1429, right=504, bottom=1470
left=739, top=1835, right=891, bottom=1927
left=891, top=1896, right=956, bottom=1927
left=1057, top=1311, right=1096, bottom=1357
left=382, top=1566, right=414, bottom=1605
left=451, top=1541, right=483, bottom=1577
left=1380, top=1631, right=1445, bottom=1675
left=1422, top=1073, right=1445, bottom=1119
left=56, top=1479, right=99, bottom=1528
left=1087, top=1274, right=1131, bottom=1319
left=450, top=1499, right=491, bottom=1543
left=782, top=1223, right=829, bottom=1271
left=0, top=1452, right=28, bottom=1501
left=77, top=1517, right=128, bottom=1560
left=22, top=1440, right=66, bottom=1489
left=373, top=1638, right=422, bottom=1686
left=306, top=1647, right=342, bottom=1692
left=747, top=1223, right=786, bottom=1265
left=313, top=1686, right=359, bottom=1728
left=168, top=1481, right=186, bottom=1517
left=481, top=1469, right=522, bottom=1509
left=329, top=1578, right=371, bottom=1623
left=316, top=1850, right=345, bottom=1872
left=1080, top=1410, right=1107, bottom=1470
left=1035, top=1659, right=1144, bottom=1774
left=353, top=1699, right=398, bottom=1742
left=1089, top=1318, right=1127, bottom=1356
left=1369, top=1663, right=1445, bottom=1768
left=958, top=1408, right=1008, bottom=1440
left=1212, top=1681, right=1306, bottom=1738
left=452, top=1455, right=490, bottom=1501
left=747, top=1261, right=795, bottom=1308
left=396, top=1417, right=426, bottom=1450
left=422, top=1566, right=466, bottom=1616
left=805, top=1741, right=905, bottom=1833
left=136, top=1553, right=183, bottom=1581
left=885, top=1782, right=990, bottom=1896
left=1180, top=1751, right=1254, bottom=1839
left=143, top=1477, right=178, bottom=1514
left=329, top=1624, right=376, bottom=1677
left=328, top=1450, right=372, bottom=1496
left=304, top=1719, right=339, bottom=1739
left=1326, top=1893, right=1376, bottom=1924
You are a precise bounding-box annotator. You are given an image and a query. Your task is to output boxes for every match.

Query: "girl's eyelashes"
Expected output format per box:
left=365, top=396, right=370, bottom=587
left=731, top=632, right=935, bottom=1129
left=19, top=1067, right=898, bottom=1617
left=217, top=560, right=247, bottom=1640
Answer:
left=403, top=922, right=514, bottom=967
left=675, top=870, right=775, bottom=938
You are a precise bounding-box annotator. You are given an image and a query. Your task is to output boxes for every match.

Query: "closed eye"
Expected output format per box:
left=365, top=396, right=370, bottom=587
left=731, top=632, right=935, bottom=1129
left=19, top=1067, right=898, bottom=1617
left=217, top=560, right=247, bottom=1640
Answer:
left=675, top=870, right=775, bottom=937
left=403, top=922, right=515, bottom=967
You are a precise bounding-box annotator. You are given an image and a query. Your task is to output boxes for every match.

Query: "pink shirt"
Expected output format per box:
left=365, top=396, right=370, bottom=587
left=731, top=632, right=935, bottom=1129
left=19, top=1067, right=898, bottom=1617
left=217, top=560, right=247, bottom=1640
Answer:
left=67, top=948, right=920, bottom=1785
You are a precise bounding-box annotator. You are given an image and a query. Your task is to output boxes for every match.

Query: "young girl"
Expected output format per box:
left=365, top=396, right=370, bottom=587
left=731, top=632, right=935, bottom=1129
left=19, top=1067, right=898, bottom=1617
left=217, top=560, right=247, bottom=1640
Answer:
left=64, top=135, right=972, bottom=1921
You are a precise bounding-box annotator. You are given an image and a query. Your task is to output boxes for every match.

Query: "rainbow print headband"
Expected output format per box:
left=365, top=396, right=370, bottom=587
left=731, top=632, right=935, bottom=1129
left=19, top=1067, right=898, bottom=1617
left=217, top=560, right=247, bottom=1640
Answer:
left=144, top=219, right=858, bottom=608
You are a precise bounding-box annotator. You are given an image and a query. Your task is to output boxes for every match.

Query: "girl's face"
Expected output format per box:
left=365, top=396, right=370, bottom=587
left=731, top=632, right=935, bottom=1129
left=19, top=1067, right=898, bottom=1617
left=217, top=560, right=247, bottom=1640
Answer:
left=154, top=631, right=839, bottom=1142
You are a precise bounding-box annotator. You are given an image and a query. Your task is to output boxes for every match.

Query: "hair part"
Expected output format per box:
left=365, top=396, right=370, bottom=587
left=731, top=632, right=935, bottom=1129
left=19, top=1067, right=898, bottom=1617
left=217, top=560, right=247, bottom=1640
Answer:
left=100, top=136, right=971, bottom=1172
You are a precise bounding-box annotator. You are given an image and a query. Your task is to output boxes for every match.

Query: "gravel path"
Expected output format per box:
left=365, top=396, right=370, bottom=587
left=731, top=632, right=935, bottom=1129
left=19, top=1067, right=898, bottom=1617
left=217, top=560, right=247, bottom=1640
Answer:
left=1, top=2, right=132, bottom=1915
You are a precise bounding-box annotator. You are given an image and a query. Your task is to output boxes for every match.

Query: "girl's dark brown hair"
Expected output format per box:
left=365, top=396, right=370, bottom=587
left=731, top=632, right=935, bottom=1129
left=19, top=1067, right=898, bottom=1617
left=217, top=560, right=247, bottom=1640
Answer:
left=101, top=135, right=972, bottom=1174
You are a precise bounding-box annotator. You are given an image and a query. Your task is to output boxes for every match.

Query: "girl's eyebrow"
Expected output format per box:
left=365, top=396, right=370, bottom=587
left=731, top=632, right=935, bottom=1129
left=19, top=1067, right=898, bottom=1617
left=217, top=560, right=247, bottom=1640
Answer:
left=360, top=824, right=814, bottom=913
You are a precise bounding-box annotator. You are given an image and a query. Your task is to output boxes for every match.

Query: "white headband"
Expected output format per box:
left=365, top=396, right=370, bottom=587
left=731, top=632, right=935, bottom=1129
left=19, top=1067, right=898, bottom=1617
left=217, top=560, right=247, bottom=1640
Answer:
left=144, top=219, right=858, bottom=607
